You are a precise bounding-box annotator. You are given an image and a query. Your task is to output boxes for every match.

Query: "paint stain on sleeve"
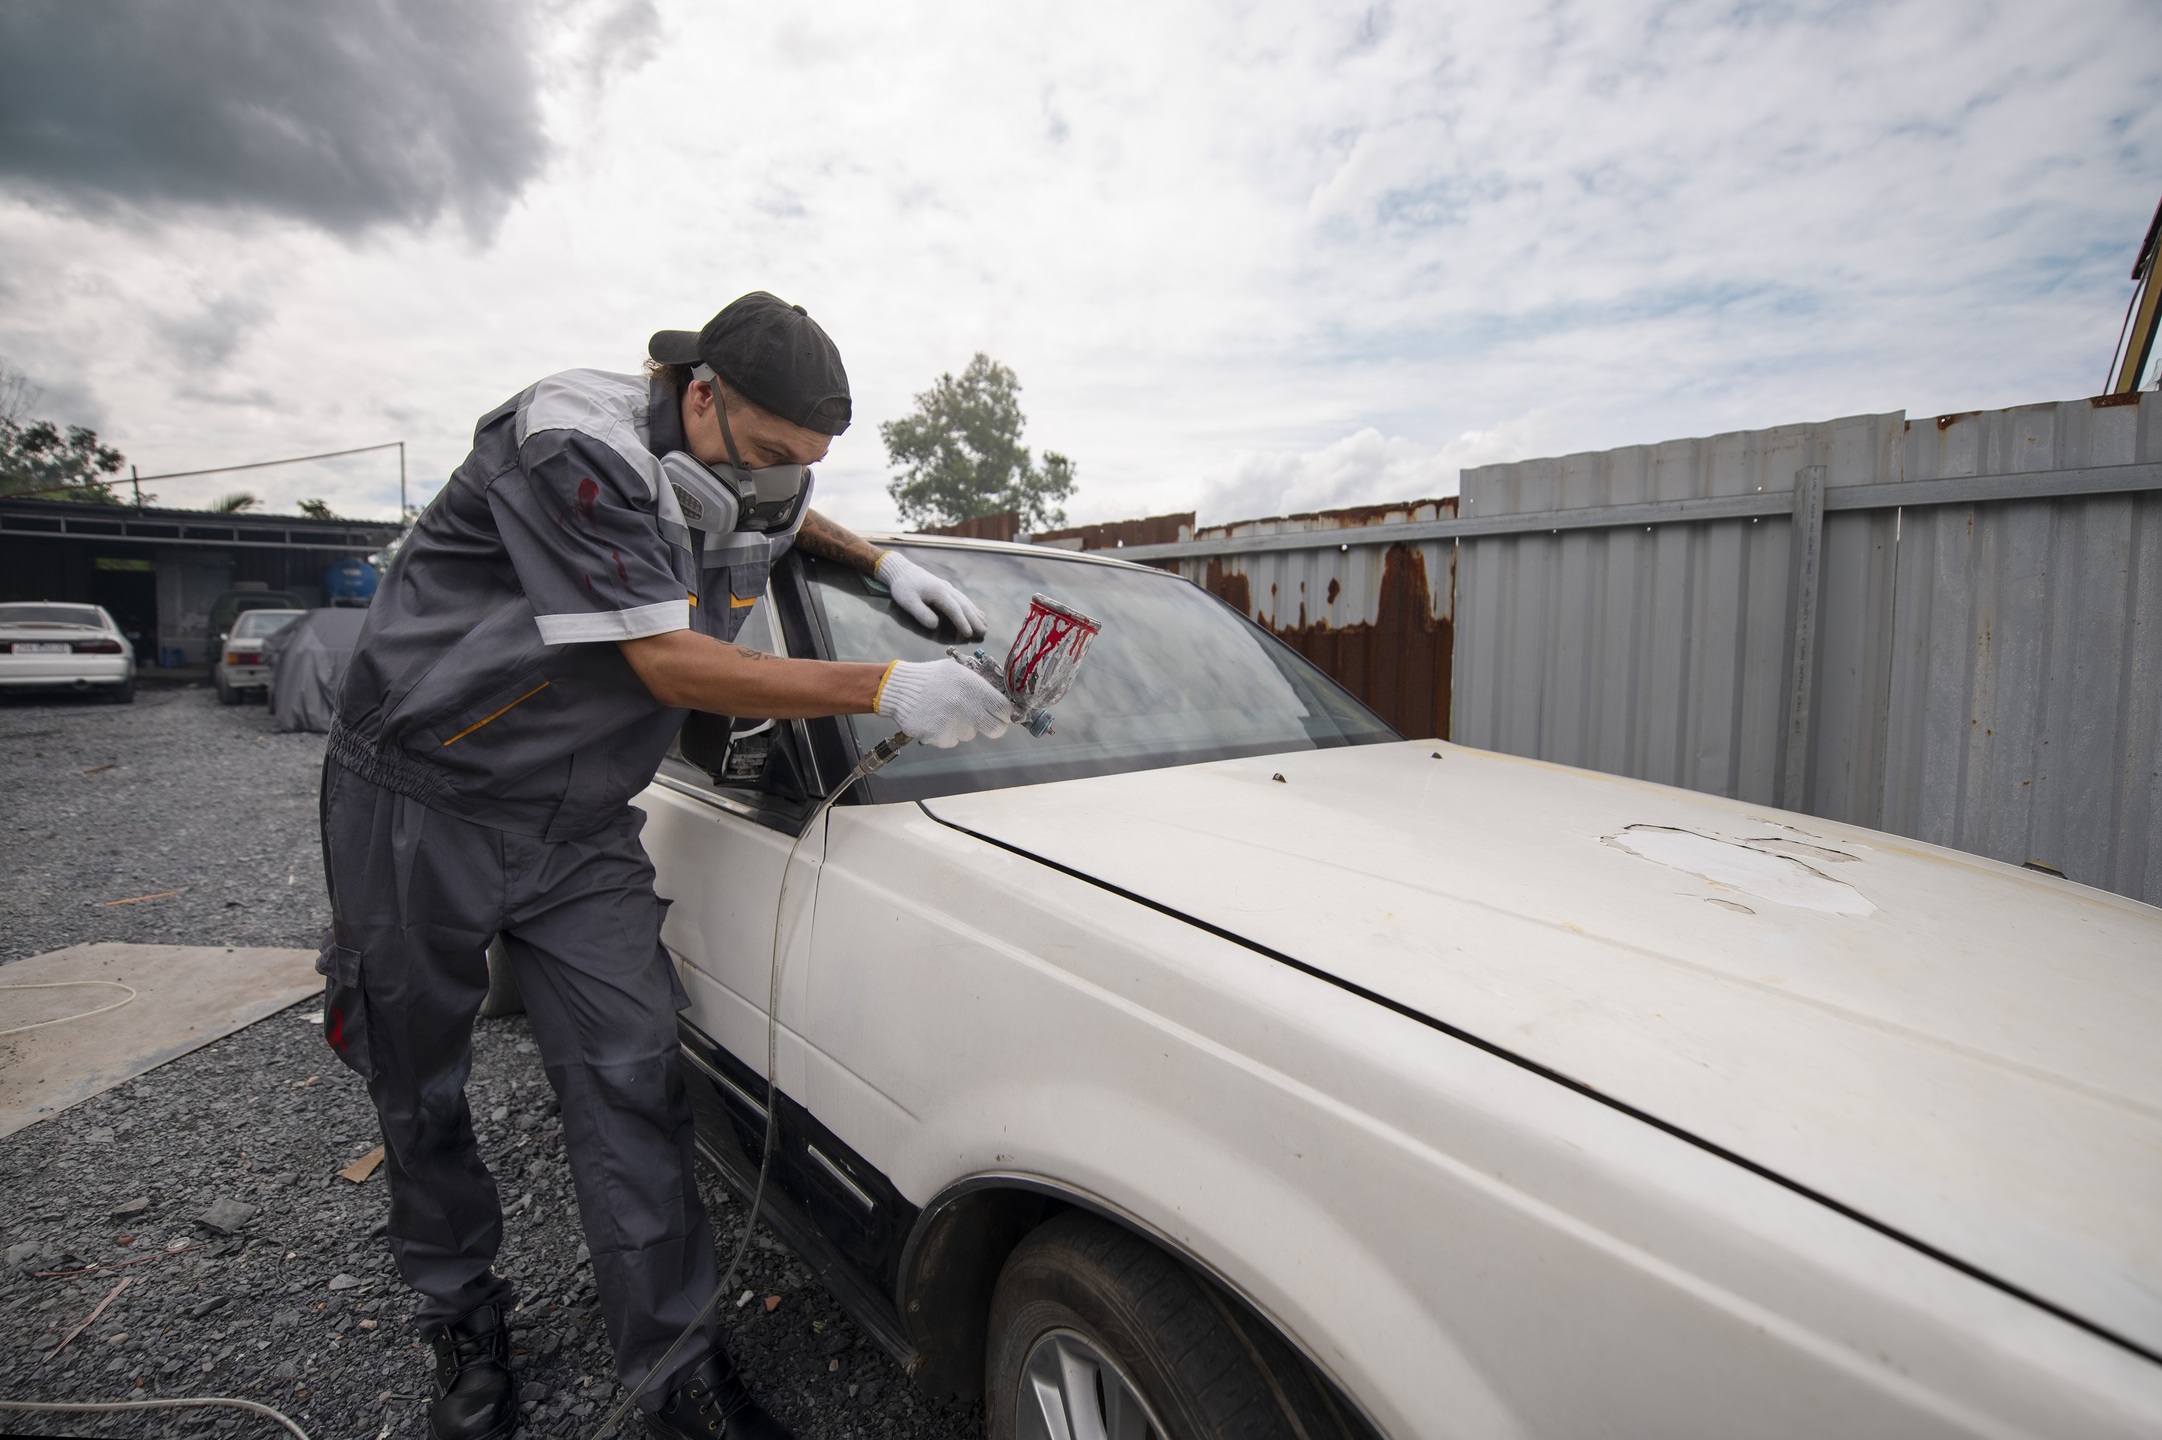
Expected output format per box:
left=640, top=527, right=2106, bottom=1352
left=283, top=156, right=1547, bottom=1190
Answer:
left=611, top=549, right=628, bottom=581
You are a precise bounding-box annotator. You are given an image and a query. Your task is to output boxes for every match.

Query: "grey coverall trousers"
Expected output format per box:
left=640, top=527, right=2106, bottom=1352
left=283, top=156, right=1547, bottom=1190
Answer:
left=317, top=760, right=718, bottom=1407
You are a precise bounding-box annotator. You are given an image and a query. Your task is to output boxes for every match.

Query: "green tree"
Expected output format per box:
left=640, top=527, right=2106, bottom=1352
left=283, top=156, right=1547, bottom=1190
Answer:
left=297, top=497, right=340, bottom=520
left=210, top=491, right=262, bottom=513
left=881, top=353, right=1075, bottom=531
left=0, top=356, right=127, bottom=503
left=0, top=417, right=128, bottom=503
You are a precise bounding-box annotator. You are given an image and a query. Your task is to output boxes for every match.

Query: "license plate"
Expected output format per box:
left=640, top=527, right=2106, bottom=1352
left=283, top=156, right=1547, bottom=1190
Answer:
left=12, top=642, right=69, bottom=654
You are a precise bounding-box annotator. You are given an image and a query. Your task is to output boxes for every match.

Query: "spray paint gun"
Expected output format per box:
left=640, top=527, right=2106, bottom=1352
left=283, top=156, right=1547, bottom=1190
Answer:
left=860, top=592, right=1103, bottom=772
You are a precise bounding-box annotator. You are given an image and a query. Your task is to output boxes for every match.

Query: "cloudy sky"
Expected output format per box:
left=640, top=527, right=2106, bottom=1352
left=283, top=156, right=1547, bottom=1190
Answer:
left=1, top=0, right=2157, bottom=529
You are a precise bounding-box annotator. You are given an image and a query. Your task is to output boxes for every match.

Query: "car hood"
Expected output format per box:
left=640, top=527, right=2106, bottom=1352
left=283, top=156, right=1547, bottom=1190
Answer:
left=921, top=740, right=2162, bottom=1359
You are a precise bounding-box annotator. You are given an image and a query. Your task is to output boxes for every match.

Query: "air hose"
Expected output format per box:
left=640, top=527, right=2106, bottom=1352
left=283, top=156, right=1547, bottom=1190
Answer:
left=0, top=1395, right=312, bottom=1437
left=595, top=732, right=913, bottom=1437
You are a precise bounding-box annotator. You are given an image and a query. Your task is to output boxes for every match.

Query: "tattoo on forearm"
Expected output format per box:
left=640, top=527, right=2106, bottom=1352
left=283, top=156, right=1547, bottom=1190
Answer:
left=730, top=645, right=770, bottom=662
left=793, top=509, right=885, bottom=572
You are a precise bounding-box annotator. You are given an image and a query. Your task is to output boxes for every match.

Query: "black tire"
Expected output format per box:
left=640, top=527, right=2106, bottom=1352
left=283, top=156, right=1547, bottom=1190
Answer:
left=985, top=1211, right=1374, bottom=1440
left=214, top=673, right=238, bottom=705
left=107, top=677, right=135, bottom=704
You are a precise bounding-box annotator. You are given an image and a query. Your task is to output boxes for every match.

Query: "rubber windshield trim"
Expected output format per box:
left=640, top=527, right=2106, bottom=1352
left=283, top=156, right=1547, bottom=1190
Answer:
left=920, top=805, right=2162, bottom=1371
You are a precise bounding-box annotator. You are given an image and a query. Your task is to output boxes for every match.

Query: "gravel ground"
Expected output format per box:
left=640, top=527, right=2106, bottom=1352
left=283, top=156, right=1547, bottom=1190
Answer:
left=0, top=685, right=327, bottom=960
left=0, top=686, right=982, bottom=1439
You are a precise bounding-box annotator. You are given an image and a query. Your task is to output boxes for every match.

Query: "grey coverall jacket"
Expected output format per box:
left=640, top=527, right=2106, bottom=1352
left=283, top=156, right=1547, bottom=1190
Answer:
left=319, top=369, right=791, bottom=1406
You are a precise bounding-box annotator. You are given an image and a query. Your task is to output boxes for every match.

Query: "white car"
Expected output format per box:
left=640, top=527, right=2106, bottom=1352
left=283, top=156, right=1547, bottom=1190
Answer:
left=637, top=537, right=2162, bottom=1440
left=0, top=601, right=134, bottom=703
left=213, top=607, right=305, bottom=705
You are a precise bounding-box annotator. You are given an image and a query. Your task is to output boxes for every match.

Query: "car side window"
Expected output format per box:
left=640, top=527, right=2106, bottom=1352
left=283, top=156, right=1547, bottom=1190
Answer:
left=655, top=596, right=823, bottom=832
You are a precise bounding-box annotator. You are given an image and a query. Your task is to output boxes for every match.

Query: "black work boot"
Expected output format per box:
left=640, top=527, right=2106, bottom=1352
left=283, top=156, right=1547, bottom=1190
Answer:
left=427, top=1301, right=517, bottom=1440
left=644, top=1350, right=793, bottom=1440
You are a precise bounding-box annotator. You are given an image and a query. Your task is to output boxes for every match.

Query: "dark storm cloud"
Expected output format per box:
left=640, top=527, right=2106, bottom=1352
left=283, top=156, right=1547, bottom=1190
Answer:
left=0, top=0, right=550, bottom=236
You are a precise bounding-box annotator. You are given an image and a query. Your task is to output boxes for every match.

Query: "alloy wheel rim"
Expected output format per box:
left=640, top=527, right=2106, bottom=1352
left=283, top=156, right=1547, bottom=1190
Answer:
left=1016, top=1328, right=1166, bottom=1440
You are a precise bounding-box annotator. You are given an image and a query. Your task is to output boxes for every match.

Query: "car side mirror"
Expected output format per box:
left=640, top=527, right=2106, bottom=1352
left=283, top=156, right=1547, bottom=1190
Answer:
left=751, top=722, right=806, bottom=803
left=678, top=712, right=788, bottom=792
left=679, top=709, right=735, bottom=779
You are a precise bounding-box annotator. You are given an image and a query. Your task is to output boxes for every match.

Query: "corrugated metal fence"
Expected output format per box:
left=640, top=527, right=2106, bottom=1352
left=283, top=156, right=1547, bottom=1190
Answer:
left=1451, top=412, right=1906, bottom=823
left=1883, top=398, right=2162, bottom=901
left=1452, top=392, right=2162, bottom=901
left=1115, top=391, right=2162, bottom=905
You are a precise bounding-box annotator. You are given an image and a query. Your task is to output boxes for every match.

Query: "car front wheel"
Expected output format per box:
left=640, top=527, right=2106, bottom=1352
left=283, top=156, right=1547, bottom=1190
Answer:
left=986, top=1211, right=1371, bottom=1440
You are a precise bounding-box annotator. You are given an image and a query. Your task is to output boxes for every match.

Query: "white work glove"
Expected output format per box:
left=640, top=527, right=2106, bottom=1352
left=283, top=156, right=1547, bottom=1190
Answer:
left=876, top=551, right=987, bottom=638
left=875, top=659, right=1010, bottom=748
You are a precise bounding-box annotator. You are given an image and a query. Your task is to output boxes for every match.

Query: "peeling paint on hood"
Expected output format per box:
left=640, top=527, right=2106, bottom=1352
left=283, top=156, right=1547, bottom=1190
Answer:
left=1607, top=825, right=1876, bottom=916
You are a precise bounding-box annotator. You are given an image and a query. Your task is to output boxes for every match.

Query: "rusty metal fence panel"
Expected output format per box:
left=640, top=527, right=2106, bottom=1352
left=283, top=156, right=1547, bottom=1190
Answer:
left=1180, top=501, right=1456, bottom=740
left=1884, top=396, right=2162, bottom=898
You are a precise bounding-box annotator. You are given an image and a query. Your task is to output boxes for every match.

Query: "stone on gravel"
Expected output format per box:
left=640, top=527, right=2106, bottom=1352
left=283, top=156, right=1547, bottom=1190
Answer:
left=110, top=1195, right=151, bottom=1218
left=195, top=1197, right=255, bottom=1234
left=5, top=1240, right=75, bottom=1274
left=327, top=1273, right=364, bottom=1292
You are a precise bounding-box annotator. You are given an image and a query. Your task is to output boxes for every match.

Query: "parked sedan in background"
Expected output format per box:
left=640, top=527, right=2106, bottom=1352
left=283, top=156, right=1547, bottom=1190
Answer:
left=638, top=537, right=2162, bottom=1440
left=214, top=607, right=304, bottom=705
left=204, top=588, right=304, bottom=657
left=0, top=601, right=134, bottom=703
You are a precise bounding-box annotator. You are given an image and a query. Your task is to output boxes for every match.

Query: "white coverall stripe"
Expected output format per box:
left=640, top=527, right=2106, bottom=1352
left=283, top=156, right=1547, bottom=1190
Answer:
left=535, top=598, right=689, bottom=645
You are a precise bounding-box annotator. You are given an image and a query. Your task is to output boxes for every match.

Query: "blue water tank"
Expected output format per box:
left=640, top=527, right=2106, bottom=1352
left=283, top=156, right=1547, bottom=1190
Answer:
left=324, top=556, right=380, bottom=603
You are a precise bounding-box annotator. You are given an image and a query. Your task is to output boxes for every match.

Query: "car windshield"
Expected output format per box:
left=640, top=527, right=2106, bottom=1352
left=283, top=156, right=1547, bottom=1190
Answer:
left=806, top=544, right=1397, bottom=801
left=232, top=610, right=303, bottom=639
left=0, top=603, right=104, bottom=629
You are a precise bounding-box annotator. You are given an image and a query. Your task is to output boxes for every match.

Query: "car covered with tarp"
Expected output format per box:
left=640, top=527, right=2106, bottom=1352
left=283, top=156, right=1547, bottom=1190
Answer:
left=264, top=606, right=368, bottom=733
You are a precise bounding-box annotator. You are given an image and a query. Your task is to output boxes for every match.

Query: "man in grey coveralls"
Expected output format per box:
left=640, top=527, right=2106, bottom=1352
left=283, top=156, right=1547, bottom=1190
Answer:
left=320, top=293, right=1010, bottom=1440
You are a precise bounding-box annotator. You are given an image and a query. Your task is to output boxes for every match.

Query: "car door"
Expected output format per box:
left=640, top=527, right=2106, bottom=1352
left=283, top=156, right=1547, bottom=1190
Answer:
left=635, top=593, right=828, bottom=1128
left=636, top=563, right=928, bottom=1348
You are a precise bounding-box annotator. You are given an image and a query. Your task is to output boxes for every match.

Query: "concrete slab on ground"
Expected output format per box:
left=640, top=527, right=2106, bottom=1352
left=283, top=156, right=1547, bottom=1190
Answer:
left=0, top=942, right=318, bottom=1137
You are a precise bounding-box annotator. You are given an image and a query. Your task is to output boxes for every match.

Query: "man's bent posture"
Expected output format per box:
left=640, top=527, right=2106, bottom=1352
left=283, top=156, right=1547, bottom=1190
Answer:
left=320, top=293, right=1005, bottom=1440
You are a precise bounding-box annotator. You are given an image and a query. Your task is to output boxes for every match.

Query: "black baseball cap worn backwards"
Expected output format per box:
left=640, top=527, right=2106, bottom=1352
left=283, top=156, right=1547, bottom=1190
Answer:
left=648, top=292, right=852, bottom=437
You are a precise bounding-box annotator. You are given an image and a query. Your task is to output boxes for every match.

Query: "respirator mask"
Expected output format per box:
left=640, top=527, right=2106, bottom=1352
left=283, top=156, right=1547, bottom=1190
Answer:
left=661, top=363, right=813, bottom=540
left=661, top=451, right=810, bottom=543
